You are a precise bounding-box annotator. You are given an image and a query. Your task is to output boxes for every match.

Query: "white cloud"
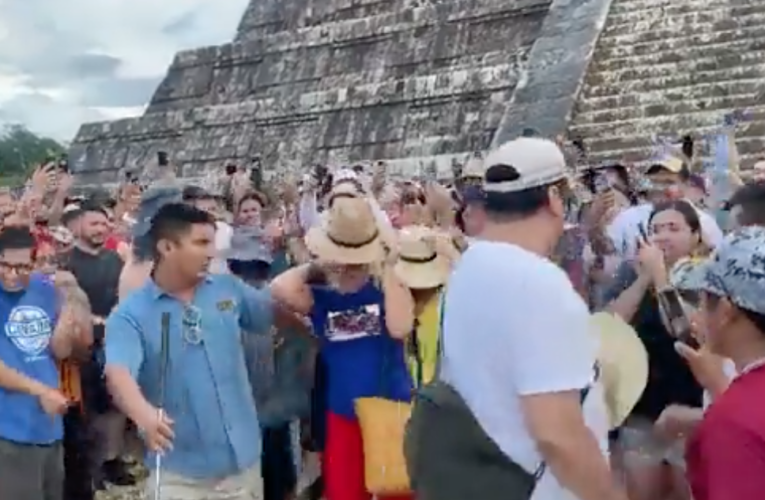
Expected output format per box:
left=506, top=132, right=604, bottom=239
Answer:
left=0, top=0, right=249, bottom=141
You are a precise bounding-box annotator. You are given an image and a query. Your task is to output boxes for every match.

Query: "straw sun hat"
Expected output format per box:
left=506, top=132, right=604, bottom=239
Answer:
left=305, top=195, right=386, bottom=265
left=588, top=312, right=649, bottom=430
left=393, top=225, right=451, bottom=290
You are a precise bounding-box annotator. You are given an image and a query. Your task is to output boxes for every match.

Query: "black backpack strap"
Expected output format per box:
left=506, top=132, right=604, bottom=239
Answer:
left=408, top=319, right=423, bottom=388
left=433, top=286, right=597, bottom=484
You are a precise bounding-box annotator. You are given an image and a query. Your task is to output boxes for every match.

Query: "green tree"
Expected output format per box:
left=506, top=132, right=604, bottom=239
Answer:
left=0, top=124, right=66, bottom=186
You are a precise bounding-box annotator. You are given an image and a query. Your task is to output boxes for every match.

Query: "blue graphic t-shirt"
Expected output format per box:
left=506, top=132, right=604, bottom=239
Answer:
left=309, top=280, right=412, bottom=418
left=0, top=275, right=61, bottom=444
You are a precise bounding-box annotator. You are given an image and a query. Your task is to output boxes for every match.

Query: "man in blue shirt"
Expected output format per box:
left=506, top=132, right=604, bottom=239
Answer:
left=104, top=203, right=275, bottom=500
left=0, top=226, right=78, bottom=500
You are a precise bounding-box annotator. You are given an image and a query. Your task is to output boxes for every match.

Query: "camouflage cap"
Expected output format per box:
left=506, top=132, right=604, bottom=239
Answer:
left=689, top=226, right=765, bottom=315
left=668, top=257, right=708, bottom=291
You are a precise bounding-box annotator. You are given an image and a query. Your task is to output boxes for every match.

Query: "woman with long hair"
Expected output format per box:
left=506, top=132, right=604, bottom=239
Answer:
left=604, top=200, right=708, bottom=500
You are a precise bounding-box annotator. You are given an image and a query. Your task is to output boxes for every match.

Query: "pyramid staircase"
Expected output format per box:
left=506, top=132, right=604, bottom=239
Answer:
left=568, top=0, right=765, bottom=168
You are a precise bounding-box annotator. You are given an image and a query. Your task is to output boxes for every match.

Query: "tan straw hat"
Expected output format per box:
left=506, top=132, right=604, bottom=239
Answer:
left=589, top=312, right=649, bottom=430
left=394, top=225, right=451, bottom=289
left=326, top=181, right=363, bottom=206
left=305, top=196, right=385, bottom=264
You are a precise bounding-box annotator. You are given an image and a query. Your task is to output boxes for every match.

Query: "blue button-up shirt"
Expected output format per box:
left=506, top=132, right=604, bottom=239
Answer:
left=105, top=274, right=273, bottom=479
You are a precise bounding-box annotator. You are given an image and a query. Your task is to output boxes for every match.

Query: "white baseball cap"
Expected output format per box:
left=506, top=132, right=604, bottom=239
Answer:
left=482, top=137, right=567, bottom=193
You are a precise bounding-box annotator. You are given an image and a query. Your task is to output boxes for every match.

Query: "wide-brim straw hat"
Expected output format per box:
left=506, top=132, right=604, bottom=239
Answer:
left=394, top=225, right=451, bottom=289
left=589, top=312, right=649, bottom=430
left=305, top=195, right=385, bottom=265
left=326, top=181, right=363, bottom=206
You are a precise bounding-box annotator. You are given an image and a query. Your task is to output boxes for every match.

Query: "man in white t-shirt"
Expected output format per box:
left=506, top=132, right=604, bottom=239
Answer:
left=440, top=137, right=627, bottom=500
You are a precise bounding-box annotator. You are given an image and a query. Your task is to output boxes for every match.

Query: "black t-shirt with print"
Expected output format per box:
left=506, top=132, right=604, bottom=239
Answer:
left=64, top=246, right=123, bottom=337
left=62, top=246, right=123, bottom=413
left=603, top=263, right=703, bottom=421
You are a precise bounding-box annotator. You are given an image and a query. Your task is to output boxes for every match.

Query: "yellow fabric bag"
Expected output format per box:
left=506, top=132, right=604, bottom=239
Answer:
left=354, top=397, right=413, bottom=495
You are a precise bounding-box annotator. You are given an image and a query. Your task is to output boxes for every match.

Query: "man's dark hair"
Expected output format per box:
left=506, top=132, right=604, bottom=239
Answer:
left=482, top=164, right=565, bottom=219
left=78, top=199, right=108, bottom=216
left=0, top=226, right=36, bottom=254
left=646, top=163, right=691, bottom=181
left=726, top=181, right=765, bottom=227
left=182, top=185, right=215, bottom=202
left=148, top=203, right=215, bottom=260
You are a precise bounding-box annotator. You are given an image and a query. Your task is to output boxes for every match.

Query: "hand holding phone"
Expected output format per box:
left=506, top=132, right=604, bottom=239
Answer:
left=57, top=156, right=69, bottom=173
left=657, top=288, right=699, bottom=348
left=635, top=227, right=667, bottom=281
left=594, top=172, right=611, bottom=194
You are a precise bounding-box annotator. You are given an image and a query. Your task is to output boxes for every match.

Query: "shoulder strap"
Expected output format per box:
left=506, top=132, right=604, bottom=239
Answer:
left=433, top=286, right=594, bottom=484
left=433, top=289, right=447, bottom=379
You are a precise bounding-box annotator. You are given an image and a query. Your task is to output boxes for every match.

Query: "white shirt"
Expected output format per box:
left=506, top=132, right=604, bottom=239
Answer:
left=210, top=221, right=233, bottom=274
left=440, top=241, right=609, bottom=500
left=702, top=358, right=738, bottom=409
left=607, top=203, right=723, bottom=258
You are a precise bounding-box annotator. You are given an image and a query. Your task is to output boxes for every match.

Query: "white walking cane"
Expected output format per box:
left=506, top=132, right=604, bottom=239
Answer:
left=154, top=312, right=171, bottom=500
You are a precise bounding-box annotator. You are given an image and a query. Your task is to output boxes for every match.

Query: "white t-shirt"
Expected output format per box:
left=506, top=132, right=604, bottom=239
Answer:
left=607, top=203, right=723, bottom=258
left=702, top=358, right=738, bottom=409
left=440, top=241, right=609, bottom=500
left=210, top=221, right=233, bottom=274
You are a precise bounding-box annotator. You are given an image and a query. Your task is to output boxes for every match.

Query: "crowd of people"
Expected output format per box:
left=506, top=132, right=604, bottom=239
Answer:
left=0, top=119, right=764, bottom=500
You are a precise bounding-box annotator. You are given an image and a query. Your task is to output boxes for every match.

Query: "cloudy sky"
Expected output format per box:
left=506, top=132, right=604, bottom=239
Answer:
left=0, top=0, right=249, bottom=142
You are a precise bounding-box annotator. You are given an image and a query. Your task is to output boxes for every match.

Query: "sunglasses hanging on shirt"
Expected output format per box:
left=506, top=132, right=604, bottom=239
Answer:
left=182, top=304, right=203, bottom=345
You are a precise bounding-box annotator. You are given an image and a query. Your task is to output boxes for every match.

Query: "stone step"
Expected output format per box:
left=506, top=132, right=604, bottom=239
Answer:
left=236, top=0, right=403, bottom=42
left=150, top=1, right=544, bottom=112
left=600, top=12, right=765, bottom=47
left=608, top=0, right=748, bottom=15
left=580, top=65, right=765, bottom=100
left=605, top=3, right=765, bottom=28
left=571, top=100, right=765, bottom=138
left=568, top=0, right=765, bottom=166
left=573, top=96, right=765, bottom=130
left=581, top=49, right=765, bottom=94
left=175, top=0, right=547, bottom=68
left=248, top=48, right=526, bottom=101
left=590, top=38, right=765, bottom=74
left=575, top=91, right=762, bottom=118
left=594, top=24, right=765, bottom=64
left=74, top=61, right=517, bottom=158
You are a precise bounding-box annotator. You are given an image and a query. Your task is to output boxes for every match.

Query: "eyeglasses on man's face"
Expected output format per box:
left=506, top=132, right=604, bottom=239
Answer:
left=0, top=260, right=34, bottom=274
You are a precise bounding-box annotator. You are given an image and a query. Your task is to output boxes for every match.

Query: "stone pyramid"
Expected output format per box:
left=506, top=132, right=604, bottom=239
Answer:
left=69, top=0, right=765, bottom=185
